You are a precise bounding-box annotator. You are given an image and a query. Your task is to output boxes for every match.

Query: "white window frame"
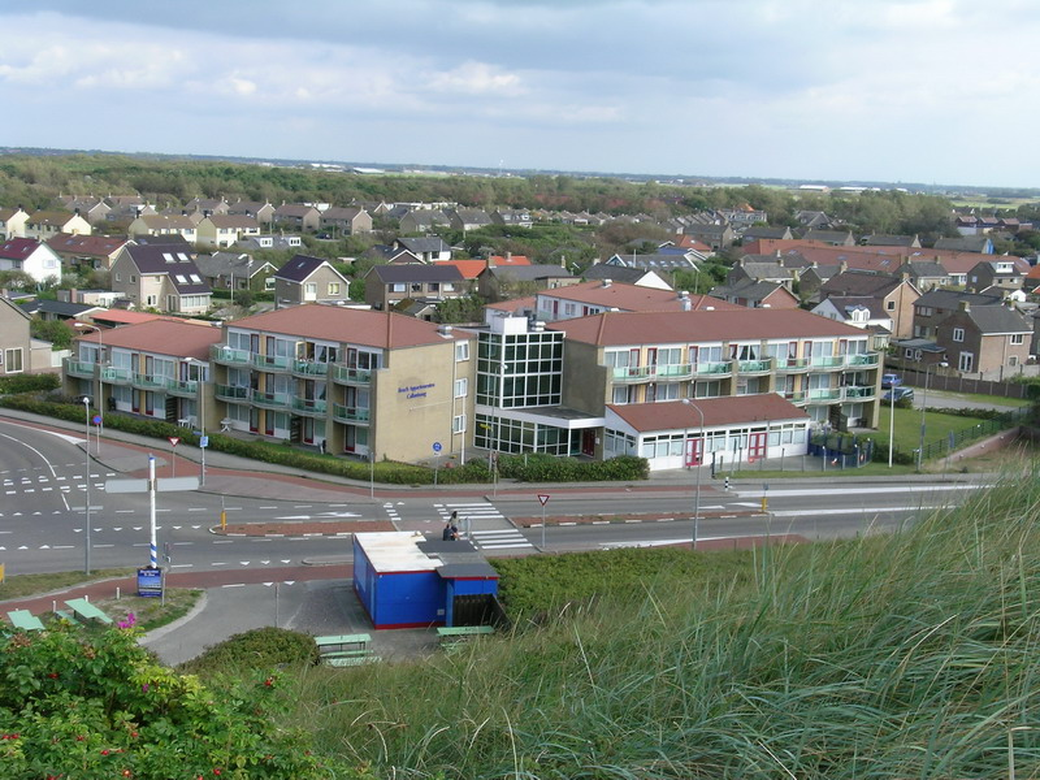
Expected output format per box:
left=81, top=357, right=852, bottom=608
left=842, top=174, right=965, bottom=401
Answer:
left=455, top=341, right=470, bottom=361
left=3, top=347, right=23, bottom=374
left=952, top=327, right=965, bottom=343
left=1011, top=334, right=1025, bottom=345
left=452, top=414, right=466, bottom=433
left=454, top=377, right=468, bottom=398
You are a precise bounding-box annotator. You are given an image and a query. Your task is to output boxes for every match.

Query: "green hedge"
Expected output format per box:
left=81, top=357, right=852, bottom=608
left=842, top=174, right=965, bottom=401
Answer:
left=0, top=373, right=60, bottom=394
left=497, top=452, right=649, bottom=482
left=178, top=626, right=321, bottom=676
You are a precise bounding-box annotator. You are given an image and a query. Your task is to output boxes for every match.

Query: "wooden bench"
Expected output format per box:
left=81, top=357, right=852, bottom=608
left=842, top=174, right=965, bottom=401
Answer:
left=315, top=633, right=371, bottom=653
left=7, top=610, right=45, bottom=631
left=64, top=598, right=114, bottom=625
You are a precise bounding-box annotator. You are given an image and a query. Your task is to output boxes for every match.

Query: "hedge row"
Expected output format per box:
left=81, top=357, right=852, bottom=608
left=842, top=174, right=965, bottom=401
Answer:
left=0, top=393, right=649, bottom=484
left=0, top=373, right=60, bottom=394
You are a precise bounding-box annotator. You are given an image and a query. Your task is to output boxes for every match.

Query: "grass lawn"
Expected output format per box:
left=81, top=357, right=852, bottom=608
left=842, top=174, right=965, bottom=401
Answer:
left=876, top=405, right=998, bottom=453
left=0, top=567, right=136, bottom=601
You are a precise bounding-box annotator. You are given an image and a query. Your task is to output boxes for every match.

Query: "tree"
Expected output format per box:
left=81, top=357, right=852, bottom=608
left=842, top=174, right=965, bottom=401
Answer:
left=30, top=318, right=74, bottom=350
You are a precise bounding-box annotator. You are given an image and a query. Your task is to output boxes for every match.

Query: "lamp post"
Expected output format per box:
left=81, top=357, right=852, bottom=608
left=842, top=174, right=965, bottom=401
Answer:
left=81, top=395, right=92, bottom=575
left=183, top=357, right=207, bottom=485
left=681, top=398, right=705, bottom=550
left=887, top=377, right=898, bottom=468
left=73, top=322, right=103, bottom=454
left=917, top=360, right=949, bottom=470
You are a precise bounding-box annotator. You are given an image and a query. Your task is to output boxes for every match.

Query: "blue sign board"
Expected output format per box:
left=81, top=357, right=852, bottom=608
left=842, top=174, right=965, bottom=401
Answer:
left=92, top=415, right=102, bottom=425
left=432, top=441, right=442, bottom=453
left=199, top=435, right=209, bottom=448
left=137, top=566, right=163, bottom=598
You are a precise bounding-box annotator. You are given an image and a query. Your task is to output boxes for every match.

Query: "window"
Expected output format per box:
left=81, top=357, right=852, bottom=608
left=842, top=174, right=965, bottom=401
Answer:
left=455, top=341, right=470, bottom=361
left=1011, top=334, right=1025, bottom=345
left=952, top=327, right=965, bottom=343
left=452, top=414, right=466, bottom=433
left=885, top=300, right=896, bottom=311
left=3, top=348, right=23, bottom=374
left=115, top=273, right=122, bottom=283
left=411, top=282, right=423, bottom=293
left=391, top=283, right=406, bottom=293
left=327, top=282, right=340, bottom=296
left=130, top=275, right=137, bottom=283
left=304, top=282, right=317, bottom=296
left=454, top=378, right=468, bottom=398
left=146, top=295, right=157, bottom=306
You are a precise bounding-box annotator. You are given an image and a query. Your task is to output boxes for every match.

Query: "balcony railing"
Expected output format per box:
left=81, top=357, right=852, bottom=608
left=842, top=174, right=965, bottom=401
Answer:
left=692, top=361, right=733, bottom=377
left=165, top=378, right=198, bottom=397
left=251, top=389, right=291, bottom=409
left=611, top=366, right=653, bottom=384
left=774, top=358, right=809, bottom=373
left=100, top=366, right=133, bottom=384
left=330, top=365, right=372, bottom=385
left=780, top=391, right=806, bottom=404
left=66, top=359, right=96, bottom=378
left=846, top=353, right=880, bottom=367
left=843, top=385, right=876, bottom=400
left=810, top=356, right=844, bottom=370
left=292, top=397, right=328, bottom=415
left=210, top=345, right=250, bottom=366
left=292, top=360, right=330, bottom=377
left=215, top=384, right=250, bottom=401
left=807, top=387, right=842, bottom=401
left=252, top=353, right=292, bottom=371
left=333, top=403, right=370, bottom=423
left=737, top=359, right=772, bottom=374
left=131, top=373, right=167, bottom=390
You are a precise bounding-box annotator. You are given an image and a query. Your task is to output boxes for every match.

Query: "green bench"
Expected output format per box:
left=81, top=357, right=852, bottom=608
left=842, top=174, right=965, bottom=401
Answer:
left=7, top=610, right=45, bottom=631
left=315, top=633, right=371, bottom=653
left=326, top=654, right=382, bottom=667
left=53, top=609, right=81, bottom=625
left=436, top=625, right=494, bottom=640
left=64, top=598, right=114, bottom=625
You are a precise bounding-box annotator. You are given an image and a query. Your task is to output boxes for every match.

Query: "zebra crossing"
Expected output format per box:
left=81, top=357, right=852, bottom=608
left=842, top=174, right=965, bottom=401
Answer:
left=434, top=501, right=533, bottom=551
left=2, top=468, right=113, bottom=496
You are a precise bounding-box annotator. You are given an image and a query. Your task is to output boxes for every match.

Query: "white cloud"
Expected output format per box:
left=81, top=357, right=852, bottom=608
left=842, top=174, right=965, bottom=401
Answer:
left=425, top=61, right=525, bottom=96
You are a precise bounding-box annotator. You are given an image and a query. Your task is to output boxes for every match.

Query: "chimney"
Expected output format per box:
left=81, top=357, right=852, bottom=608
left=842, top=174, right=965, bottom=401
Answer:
left=602, top=278, right=611, bottom=287
left=960, top=300, right=971, bottom=313
left=487, top=254, right=496, bottom=268
left=505, top=251, right=512, bottom=262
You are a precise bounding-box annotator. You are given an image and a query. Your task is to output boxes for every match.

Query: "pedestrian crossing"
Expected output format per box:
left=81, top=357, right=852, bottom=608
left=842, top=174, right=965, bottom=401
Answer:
left=467, top=528, right=533, bottom=550
left=2, top=470, right=113, bottom=496
left=434, top=501, right=533, bottom=550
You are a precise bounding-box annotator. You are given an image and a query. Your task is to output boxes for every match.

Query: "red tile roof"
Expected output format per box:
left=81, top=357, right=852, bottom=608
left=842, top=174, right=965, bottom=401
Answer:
left=539, top=280, right=743, bottom=313
left=608, top=395, right=808, bottom=433
left=88, top=310, right=165, bottom=326
left=75, top=319, right=222, bottom=359
left=437, top=259, right=487, bottom=280
left=549, top=307, right=866, bottom=346
left=47, top=233, right=128, bottom=257
left=228, top=303, right=471, bottom=349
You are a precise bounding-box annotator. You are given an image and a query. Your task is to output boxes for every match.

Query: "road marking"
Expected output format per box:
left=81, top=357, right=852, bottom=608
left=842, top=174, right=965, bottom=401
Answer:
left=116, top=510, right=135, bottom=514
left=467, top=528, right=532, bottom=550
left=212, top=562, right=228, bottom=566
left=172, top=541, right=193, bottom=546
left=170, top=563, right=193, bottom=569
left=737, top=484, right=988, bottom=499
left=259, top=506, right=278, bottom=510
left=53, top=545, right=74, bottom=550
left=221, top=582, right=243, bottom=587
left=94, top=544, right=114, bottom=548
left=769, top=505, right=944, bottom=518
left=213, top=540, right=233, bottom=544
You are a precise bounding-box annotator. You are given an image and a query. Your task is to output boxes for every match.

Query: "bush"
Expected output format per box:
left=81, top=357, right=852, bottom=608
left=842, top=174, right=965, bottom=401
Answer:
left=0, top=373, right=60, bottom=394
left=179, top=627, right=321, bottom=676
left=497, top=453, right=648, bottom=482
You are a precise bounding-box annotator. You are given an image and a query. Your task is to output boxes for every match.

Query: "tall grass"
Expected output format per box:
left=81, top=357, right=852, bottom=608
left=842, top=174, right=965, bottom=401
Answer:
left=293, top=472, right=1040, bottom=779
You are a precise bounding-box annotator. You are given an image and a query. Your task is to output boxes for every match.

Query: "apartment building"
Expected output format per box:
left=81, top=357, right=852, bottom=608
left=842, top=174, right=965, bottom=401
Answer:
left=208, top=305, right=474, bottom=462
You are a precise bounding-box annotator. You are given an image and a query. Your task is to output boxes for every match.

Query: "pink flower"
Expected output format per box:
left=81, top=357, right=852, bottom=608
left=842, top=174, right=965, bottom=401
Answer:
left=118, top=612, right=137, bottom=629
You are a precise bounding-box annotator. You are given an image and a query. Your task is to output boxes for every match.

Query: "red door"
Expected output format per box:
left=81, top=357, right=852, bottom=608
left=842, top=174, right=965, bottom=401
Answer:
left=581, top=429, right=596, bottom=457
left=748, top=431, right=767, bottom=462
left=685, top=436, right=704, bottom=467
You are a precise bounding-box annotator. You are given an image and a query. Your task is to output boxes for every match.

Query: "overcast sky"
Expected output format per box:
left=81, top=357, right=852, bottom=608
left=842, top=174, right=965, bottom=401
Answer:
left=2, top=1, right=1036, bottom=188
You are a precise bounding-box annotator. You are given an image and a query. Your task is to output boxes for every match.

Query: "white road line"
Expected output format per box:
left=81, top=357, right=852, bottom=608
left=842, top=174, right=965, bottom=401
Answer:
left=770, top=505, right=944, bottom=518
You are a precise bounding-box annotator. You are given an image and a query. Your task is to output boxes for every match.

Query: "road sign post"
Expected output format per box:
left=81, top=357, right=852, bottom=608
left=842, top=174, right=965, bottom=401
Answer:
left=168, top=436, right=180, bottom=478
left=432, top=442, right=442, bottom=486
left=538, top=493, right=550, bottom=549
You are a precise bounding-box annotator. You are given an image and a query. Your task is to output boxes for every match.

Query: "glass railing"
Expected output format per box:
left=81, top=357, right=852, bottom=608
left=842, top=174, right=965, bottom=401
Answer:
left=210, top=345, right=250, bottom=365
left=331, top=365, right=372, bottom=385
left=292, top=360, right=330, bottom=377
left=215, top=384, right=250, bottom=400
left=165, top=378, right=198, bottom=396
left=810, top=356, right=844, bottom=369
left=292, top=397, right=327, bottom=414
left=847, top=353, right=880, bottom=367
left=251, top=390, right=291, bottom=408
left=251, top=353, right=292, bottom=371
left=100, top=366, right=133, bottom=383
left=843, top=386, right=875, bottom=399
left=656, top=363, right=693, bottom=379
left=611, top=366, right=652, bottom=383
left=131, top=373, right=167, bottom=390
left=333, top=403, right=370, bottom=423
left=775, top=358, right=809, bottom=371
left=807, top=388, right=842, bottom=401
left=738, top=359, right=772, bottom=373
left=693, top=361, right=732, bottom=376
left=66, top=359, right=96, bottom=377
left=781, top=391, right=806, bottom=403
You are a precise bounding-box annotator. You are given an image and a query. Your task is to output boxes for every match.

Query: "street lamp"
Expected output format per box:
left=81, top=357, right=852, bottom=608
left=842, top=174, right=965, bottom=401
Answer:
left=81, top=395, right=92, bottom=575
left=73, top=322, right=103, bottom=454
left=183, top=357, right=207, bottom=485
left=681, top=398, right=705, bottom=550
left=917, top=360, right=949, bottom=470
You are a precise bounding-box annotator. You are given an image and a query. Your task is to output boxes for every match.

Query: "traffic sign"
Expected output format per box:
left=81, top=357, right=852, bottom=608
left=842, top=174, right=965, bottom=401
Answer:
left=168, top=436, right=180, bottom=447
left=538, top=494, right=550, bottom=506
left=92, top=415, right=102, bottom=425
left=199, top=435, right=209, bottom=448
left=432, top=441, right=442, bottom=453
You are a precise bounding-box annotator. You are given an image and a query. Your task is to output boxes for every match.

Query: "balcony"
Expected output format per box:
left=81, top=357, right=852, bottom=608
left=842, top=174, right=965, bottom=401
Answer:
left=846, top=353, right=880, bottom=368
left=774, top=358, right=809, bottom=374
left=807, top=387, right=842, bottom=402
left=330, top=365, right=372, bottom=385
left=165, top=378, right=198, bottom=397
left=809, top=356, right=845, bottom=371
left=692, top=361, right=733, bottom=377
left=215, top=384, right=250, bottom=402
left=737, top=359, right=772, bottom=374
left=843, top=385, right=876, bottom=400
left=251, top=389, right=292, bottom=409
left=66, top=359, right=96, bottom=378
left=292, top=397, right=328, bottom=416
left=655, top=363, right=694, bottom=380
left=333, top=403, right=371, bottom=423
left=611, top=366, right=653, bottom=384
left=780, top=391, right=806, bottom=405
left=210, top=345, right=251, bottom=367
left=251, top=353, right=292, bottom=372
left=292, top=359, right=330, bottom=378
left=100, top=366, right=133, bottom=384
left=131, top=373, right=167, bottom=391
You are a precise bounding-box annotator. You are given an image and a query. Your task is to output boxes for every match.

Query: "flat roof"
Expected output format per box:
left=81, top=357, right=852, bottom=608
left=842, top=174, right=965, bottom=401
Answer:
left=356, top=531, right=441, bottom=573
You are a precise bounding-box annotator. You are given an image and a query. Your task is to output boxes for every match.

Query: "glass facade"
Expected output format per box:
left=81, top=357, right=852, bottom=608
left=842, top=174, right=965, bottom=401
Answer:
left=474, top=413, right=579, bottom=456
left=477, top=330, right=563, bottom=408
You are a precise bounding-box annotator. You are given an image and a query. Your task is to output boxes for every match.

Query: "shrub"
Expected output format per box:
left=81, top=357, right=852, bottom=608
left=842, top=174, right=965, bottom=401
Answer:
left=497, top=453, right=648, bottom=482
left=0, top=373, right=60, bottom=394
left=179, top=627, right=321, bottom=676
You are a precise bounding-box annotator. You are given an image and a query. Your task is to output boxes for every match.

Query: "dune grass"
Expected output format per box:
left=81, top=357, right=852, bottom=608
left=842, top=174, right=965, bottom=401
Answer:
left=288, top=469, right=1040, bottom=779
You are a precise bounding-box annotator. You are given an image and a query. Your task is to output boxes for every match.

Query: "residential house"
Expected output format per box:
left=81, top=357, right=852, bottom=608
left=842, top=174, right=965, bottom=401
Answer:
left=273, top=255, right=351, bottom=306
left=709, top=279, right=800, bottom=310
left=809, top=297, right=892, bottom=350
left=816, top=271, right=920, bottom=339
left=802, top=229, right=856, bottom=246
left=364, top=263, right=466, bottom=311
left=862, top=234, right=921, bottom=248
left=64, top=318, right=222, bottom=426
left=398, top=209, right=450, bottom=234
left=0, top=238, right=63, bottom=284
left=59, top=196, right=111, bottom=225
left=128, top=214, right=198, bottom=243
left=533, top=280, right=741, bottom=322
left=966, top=259, right=1025, bottom=293
left=445, top=208, right=493, bottom=232
left=911, top=289, right=1004, bottom=340
left=19, top=298, right=104, bottom=322
left=236, top=234, right=303, bottom=251
left=109, top=243, right=212, bottom=315
left=273, top=204, right=321, bottom=232
left=604, top=251, right=699, bottom=276
left=25, top=210, right=92, bottom=240
left=208, top=304, right=474, bottom=461
left=368, top=244, right=420, bottom=264
left=935, top=301, right=1031, bottom=375
left=104, top=196, right=156, bottom=225
left=741, top=226, right=793, bottom=242
left=476, top=263, right=577, bottom=302
left=0, top=207, right=30, bottom=239
left=319, top=206, right=373, bottom=235
left=896, top=259, right=950, bottom=291
left=47, top=233, right=129, bottom=271
left=726, top=258, right=799, bottom=290
left=0, top=295, right=31, bottom=375
left=582, top=263, right=672, bottom=290
left=196, top=215, right=262, bottom=248
left=935, top=236, right=994, bottom=254
left=194, top=252, right=277, bottom=294
left=184, top=197, right=230, bottom=217
left=1023, top=264, right=1040, bottom=293
left=393, top=236, right=452, bottom=263
left=490, top=209, right=534, bottom=228
left=718, top=205, right=768, bottom=227
left=681, top=224, right=735, bottom=250
left=228, top=200, right=276, bottom=225
left=795, top=210, right=835, bottom=229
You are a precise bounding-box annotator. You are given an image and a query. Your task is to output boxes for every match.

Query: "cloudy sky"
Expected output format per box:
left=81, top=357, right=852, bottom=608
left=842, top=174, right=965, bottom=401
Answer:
left=1, top=1, right=1037, bottom=188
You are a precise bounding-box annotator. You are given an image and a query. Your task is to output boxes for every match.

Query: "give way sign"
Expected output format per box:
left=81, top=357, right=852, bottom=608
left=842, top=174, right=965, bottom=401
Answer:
left=168, top=436, right=180, bottom=447
left=538, top=494, right=550, bottom=506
